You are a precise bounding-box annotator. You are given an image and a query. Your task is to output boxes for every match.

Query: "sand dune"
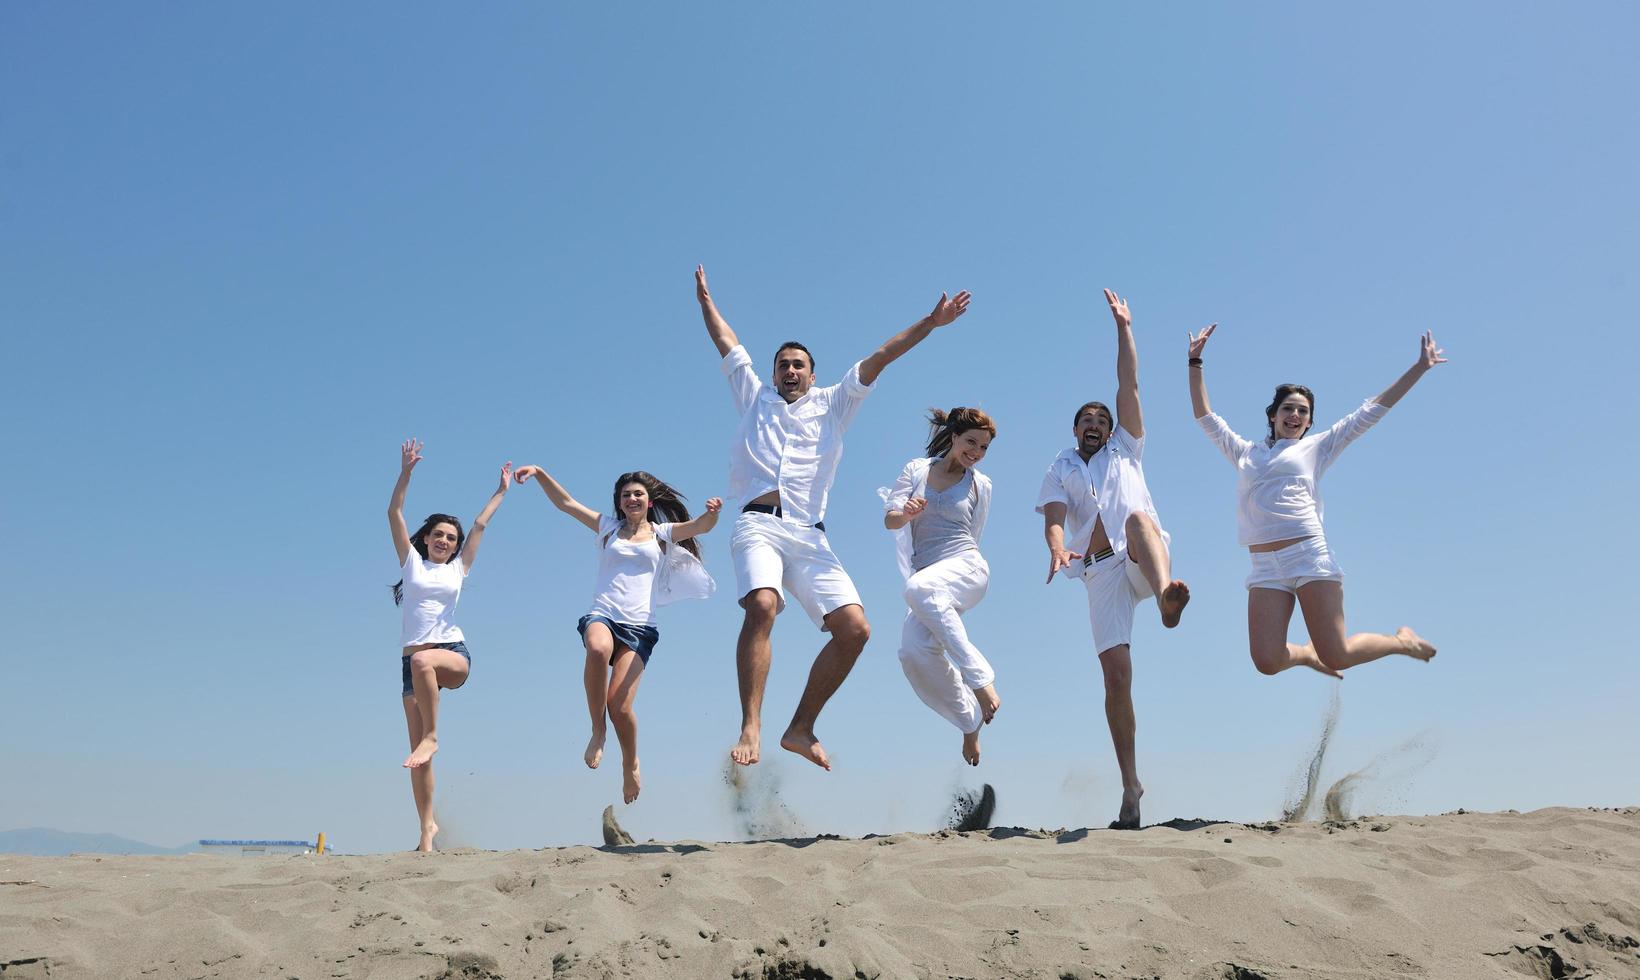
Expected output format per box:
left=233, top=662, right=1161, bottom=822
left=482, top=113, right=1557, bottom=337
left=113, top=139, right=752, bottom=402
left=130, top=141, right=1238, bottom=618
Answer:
left=3, top=807, right=1637, bottom=979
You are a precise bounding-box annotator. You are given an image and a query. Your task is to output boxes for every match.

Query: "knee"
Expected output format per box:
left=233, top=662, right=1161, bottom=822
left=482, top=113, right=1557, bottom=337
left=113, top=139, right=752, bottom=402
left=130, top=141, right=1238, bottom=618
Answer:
left=830, top=609, right=871, bottom=652
left=605, top=698, right=635, bottom=723
left=1126, top=511, right=1156, bottom=538
left=409, top=650, right=438, bottom=673
left=742, top=589, right=779, bottom=626
left=902, top=582, right=947, bottom=615
left=1098, top=648, right=1132, bottom=691
left=1252, top=652, right=1284, bottom=676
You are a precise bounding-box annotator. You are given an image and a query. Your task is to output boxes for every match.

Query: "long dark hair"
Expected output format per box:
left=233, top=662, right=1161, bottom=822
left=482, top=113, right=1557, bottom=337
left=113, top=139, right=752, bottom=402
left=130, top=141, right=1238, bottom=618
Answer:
left=1265, top=384, right=1317, bottom=440
left=608, top=471, right=701, bottom=559
left=392, top=513, right=466, bottom=605
left=925, top=406, right=997, bottom=459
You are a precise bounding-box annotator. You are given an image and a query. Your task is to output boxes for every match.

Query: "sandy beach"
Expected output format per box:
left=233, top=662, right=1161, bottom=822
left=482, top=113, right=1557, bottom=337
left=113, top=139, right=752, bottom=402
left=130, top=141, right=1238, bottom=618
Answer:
left=3, top=807, right=1637, bottom=979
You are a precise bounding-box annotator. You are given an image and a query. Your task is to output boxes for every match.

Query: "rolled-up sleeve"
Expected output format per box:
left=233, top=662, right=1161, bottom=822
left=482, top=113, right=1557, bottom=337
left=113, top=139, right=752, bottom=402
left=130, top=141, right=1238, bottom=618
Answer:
left=1035, top=463, right=1069, bottom=516
left=721, top=345, right=760, bottom=415
left=827, top=360, right=877, bottom=431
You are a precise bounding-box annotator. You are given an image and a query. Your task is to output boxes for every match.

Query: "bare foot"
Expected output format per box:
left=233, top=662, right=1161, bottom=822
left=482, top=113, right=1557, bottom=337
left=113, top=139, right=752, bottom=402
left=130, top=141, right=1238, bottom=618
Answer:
left=974, top=684, right=1001, bottom=724
left=415, top=821, right=438, bottom=853
left=1397, top=626, right=1437, bottom=662
left=584, top=730, right=605, bottom=770
left=403, top=735, right=438, bottom=769
left=962, top=729, right=981, bottom=766
left=622, top=759, right=641, bottom=805
left=1159, top=580, right=1190, bottom=628
left=779, top=726, right=832, bottom=771
left=1109, top=785, right=1143, bottom=830
left=730, top=725, right=760, bottom=766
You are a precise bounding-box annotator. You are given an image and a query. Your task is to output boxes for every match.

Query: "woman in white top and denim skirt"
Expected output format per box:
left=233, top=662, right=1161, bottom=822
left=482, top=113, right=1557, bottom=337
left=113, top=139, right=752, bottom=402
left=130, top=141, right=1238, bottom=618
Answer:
left=388, top=439, right=512, bottom=852
left=881, top=407, right=999, bottom=766
left=514, top=465, right=719, bottom=805
left=1188, top=326, right=1446, bottom=678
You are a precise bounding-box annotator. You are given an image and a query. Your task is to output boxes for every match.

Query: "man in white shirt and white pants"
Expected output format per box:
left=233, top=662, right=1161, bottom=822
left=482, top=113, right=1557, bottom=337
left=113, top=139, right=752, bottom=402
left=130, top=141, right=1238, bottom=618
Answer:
left=1037, top=288, right=1191, bottom=829
left=696, top=265, right=971, bottom=771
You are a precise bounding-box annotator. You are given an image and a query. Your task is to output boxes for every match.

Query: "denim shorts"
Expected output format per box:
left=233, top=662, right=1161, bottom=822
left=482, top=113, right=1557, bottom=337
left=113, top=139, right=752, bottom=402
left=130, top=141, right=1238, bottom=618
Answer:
left=577, top=615, right=659, bottom=666
left=401, top=641, right=470, bottom=698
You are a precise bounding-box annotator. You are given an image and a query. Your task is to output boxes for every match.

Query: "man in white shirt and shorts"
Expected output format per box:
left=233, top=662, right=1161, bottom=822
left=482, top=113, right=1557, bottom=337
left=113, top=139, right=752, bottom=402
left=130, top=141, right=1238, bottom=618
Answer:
left=1037, top=288, right=1190, bottom=829
left=695, top=265, right=972, bottom=771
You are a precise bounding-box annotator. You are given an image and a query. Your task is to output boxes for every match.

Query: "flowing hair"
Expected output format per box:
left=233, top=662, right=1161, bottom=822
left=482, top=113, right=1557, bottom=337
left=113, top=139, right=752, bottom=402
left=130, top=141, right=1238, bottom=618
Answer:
left=392, top=513, right=465, bottom=605
left=925, top=406, right=998, bottom=460
left=1265, top=383, right=1317, bottom=440
left=608, top=471, right=701, bottom=559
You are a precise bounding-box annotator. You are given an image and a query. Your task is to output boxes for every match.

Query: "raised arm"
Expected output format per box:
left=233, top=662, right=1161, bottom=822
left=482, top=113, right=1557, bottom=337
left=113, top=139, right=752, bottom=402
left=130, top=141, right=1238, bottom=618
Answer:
left=1041, top=502, right=1082, bottom=584
left=1104, top=288, right=1144, bottom=438
left=857, top=290, right=971, bottom=387
left=667, top=496, right=724, bottom=542
left=459, top=461, right=512, bottom=571
left=389, top=439, right=421, bottom=565
left=696, top=265, right=740, bottom=357
left=513, top=464, right=601, bottom=532
left=1372, top=331, right=1447, bottom=409
left=1187, top=322, right=1218, bottom=418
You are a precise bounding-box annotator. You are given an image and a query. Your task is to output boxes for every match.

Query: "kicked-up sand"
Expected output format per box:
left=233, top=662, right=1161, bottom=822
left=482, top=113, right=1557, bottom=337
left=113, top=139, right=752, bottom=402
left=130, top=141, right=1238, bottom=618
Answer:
left=2, top=807, right=1638, bottom=979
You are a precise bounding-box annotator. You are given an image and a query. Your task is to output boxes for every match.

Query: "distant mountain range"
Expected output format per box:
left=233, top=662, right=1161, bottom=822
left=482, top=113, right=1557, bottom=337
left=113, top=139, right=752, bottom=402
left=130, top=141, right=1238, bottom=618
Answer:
left=0, top=828, right=198, bottom=856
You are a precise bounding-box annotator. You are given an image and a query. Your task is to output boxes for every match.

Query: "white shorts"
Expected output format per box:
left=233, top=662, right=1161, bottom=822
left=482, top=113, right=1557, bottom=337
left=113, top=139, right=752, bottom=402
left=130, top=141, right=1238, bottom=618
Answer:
left=730, top=511, right=863, bottom=631
left=1082, top=551, right=1154, bottom=655
left=1245, top=537, right=1344, bottom=594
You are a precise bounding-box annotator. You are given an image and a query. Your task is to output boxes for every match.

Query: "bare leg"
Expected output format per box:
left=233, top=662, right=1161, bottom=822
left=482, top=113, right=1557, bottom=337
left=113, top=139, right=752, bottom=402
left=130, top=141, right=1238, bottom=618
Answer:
left=402, top=699, right=437, bottom=851
left=732, top=589, right=779, bottom=766
left=1098, top=644, right=1143, bottom=828
left=581, top=623, right=615, bottom=769
left=1248, top=588, right=1342, bottom=678
left=1296, top=581, right=1437, bottom=672
left=606, top=647, right=646, bottom=804
left=404, top=648, right=470, bottom=768
left=781, top=604, right=871, bottom=771
left=1125, top=512, right=1189, bottom=628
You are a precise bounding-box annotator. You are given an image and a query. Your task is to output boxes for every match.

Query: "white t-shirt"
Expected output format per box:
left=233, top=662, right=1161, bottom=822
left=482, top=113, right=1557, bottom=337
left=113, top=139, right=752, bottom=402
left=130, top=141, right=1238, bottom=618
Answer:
left=1197, top=399, right=1388, bottom=546
left=1035, top=427, right=1167, bottom=563
left=399, top=550, right=467, bottom=648
left=721, top=344, right=875, bottom=526
left=587, top=516, right=677, bottom=626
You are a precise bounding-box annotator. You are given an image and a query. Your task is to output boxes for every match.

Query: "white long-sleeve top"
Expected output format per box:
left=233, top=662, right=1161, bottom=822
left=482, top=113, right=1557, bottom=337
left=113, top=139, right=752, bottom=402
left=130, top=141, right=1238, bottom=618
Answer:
left=1197, top=398, right=1388, bottom=547
left=721, top=344, right=875, bottom=526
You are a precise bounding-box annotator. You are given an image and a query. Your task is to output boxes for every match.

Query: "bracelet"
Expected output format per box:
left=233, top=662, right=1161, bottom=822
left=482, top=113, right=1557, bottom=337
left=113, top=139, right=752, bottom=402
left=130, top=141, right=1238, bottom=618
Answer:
left=1188, top=357, right=1203, bottom=367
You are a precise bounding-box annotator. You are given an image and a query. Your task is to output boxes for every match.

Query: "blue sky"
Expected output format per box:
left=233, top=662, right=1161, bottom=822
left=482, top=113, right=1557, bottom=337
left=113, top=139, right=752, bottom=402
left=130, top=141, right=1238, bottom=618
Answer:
left=4, top=2, right=1636, bottom=854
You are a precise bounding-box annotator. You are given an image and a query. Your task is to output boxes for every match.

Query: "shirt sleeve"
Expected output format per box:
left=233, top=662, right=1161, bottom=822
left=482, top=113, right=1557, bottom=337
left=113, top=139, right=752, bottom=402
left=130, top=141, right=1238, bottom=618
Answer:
left=654, top=522, right=676, bottom=545
left=882, top=459, right=920, bottom=512
left=1312, top=399, right=1389, bottom=474
left=1112, top=426, right=1145, bottom=460
left=596, top=514, right=620, bottom=546
left=825, top=360, right=878, bottom=432
left=1197, top=413, right=1253, bottom=466
left=1034, top=461, right=1070, bottom=515
left=721, top=344, right=761, bottom=415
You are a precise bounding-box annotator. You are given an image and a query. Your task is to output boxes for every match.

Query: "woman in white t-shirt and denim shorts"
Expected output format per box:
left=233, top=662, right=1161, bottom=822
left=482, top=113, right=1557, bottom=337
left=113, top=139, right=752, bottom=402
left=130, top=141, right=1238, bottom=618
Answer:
left=514, top=465, right=720, bottom=805
left=1188, top=326, right=1446, bottom=678
left=388, top=439, right=512, bottom=852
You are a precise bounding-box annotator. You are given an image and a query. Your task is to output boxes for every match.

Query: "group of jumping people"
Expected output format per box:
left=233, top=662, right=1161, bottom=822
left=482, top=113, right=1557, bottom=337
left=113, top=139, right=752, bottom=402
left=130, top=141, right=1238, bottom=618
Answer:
left=387, top=267, right=1445, bottom=850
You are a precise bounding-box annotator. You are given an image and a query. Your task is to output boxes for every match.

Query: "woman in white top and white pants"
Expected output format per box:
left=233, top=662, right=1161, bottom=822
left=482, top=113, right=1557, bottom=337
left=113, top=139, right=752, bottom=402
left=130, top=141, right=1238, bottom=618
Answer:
left=1188, top=326, right=1446, bottom=677
left=388, top=439, right=512, bottom=852
left=514, top=465, right=720, bottom=804
left=882, top=408, right=999, bottom=766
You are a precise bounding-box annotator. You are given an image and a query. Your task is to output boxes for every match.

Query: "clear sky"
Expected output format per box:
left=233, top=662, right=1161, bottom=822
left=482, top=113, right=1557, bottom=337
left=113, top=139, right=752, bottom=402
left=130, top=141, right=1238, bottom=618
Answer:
left=4, top=2, right=1636, bottom=854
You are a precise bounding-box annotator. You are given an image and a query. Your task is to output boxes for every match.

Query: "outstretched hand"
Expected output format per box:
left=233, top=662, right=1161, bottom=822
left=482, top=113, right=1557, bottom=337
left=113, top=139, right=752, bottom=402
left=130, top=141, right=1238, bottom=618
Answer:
left=1103, top=288, right=1131, bottom=330
left=513, top=465, right=542, bottom=484
left=927, top=290, right=972, bottom=328
left=695, top=265, right=711, bottom=305
left=400, top=438, right=423, bottom=473
left=704, top=497, right=724, bottom=514
left=1187, top=323, right=1217, bottom=359
left=1046, top=546, right=1082, bottom=584
left=496, top=461, right=513, bottom=494
left=1419, top=330, right=1447, bottom=370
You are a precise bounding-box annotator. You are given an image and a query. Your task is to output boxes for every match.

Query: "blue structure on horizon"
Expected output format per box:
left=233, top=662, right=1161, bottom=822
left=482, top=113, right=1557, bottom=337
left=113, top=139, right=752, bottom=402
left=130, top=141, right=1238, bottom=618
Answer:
left=198, top=839, right=328, bottom=856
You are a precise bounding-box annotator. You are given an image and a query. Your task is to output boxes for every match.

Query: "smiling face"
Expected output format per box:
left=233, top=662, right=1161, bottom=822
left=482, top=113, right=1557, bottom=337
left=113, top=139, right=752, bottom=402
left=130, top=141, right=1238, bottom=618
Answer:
left=771, top=345, right=815, bottom=403
left=617, top=481, right=651, bottom=523
left=423, top=522, right=461, bottom=563
left=948, top=428, right=992, bottom=470
left=1266, top=387, right=1315, bottom=440
left=1074, top=403, right=1114, bottom=457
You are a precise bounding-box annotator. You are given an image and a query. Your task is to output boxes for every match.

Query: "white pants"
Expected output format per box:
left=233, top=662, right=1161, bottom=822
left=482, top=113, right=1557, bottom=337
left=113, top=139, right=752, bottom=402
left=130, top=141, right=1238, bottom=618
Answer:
left=897, top=550, right=993, bottom=735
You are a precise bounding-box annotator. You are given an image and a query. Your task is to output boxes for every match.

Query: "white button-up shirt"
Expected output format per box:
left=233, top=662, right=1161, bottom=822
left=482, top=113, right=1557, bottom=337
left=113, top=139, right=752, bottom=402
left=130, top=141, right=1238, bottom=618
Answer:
left=1197, top=399, right=1387, bottom=546
left=722, top=344, right=875, bottom=526
left=1036, top=427, right=1167, bottom=564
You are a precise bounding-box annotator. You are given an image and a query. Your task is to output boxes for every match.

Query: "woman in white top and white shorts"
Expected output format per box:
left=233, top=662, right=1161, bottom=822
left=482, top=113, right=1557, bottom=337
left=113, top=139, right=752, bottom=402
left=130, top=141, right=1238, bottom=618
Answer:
left=388, top=439, right=512, bottom=852
left=1188, top=326, right=1446, bottom=678
left=514, top=465, right=720, bottom=804
left=882, top=407, right=999, bottom=766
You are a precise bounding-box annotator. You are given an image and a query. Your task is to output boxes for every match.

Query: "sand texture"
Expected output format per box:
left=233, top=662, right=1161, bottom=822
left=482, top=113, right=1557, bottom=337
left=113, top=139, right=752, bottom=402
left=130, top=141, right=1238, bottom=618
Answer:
left=3, top=807, right=1638, bottom=979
